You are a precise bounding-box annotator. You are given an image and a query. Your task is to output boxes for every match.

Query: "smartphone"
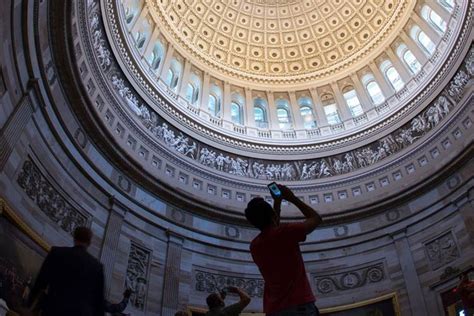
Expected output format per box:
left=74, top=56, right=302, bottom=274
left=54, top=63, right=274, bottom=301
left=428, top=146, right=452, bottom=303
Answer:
left=268, top=182, right=282, bottom=197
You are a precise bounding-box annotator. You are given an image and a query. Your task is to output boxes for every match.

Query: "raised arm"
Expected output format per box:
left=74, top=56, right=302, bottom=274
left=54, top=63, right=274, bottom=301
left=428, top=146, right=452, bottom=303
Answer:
left=279, top=185, right=322, bottom=234
left=227, top=286, right=251, bottom=310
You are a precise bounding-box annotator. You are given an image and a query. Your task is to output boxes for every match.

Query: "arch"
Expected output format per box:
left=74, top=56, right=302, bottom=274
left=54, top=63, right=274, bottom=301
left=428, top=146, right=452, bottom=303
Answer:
left=321, top=93, right=341, bottom=125
left=231, top=93, right=244, bottom=125
left=253, top=97, right=268, bottom=128
left=165, top=59, right=182, bottom=91
left=438, top=0, right=454, bottom=11
left=185, top=73, right=201, bottom=106
left=342, top=86, right=364, bottom=117
left=397, top=44, right=421, bottom=74
left=421, top=5, right=447, bottom=33
left=208, top=84, right=222, bottom=117
left=275, top=98, right=292, bottom=129
left=298, top=96, right=316, bottom=129
left=411, top=25, right=436, bottom=55
left=121, top=0, right=141, bottom=25
left=380, top=60, right=404, bottom=92
left=362, top=74, right=385, bottom=105
left=146, top=41, right=165, bottom=71
left=132, top=19, right=152, bottom=50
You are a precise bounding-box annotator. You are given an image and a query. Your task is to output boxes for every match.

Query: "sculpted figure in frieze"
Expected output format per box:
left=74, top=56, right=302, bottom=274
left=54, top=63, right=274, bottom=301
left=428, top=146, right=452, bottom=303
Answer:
left=125, top=243, right=151, bottom=310
left=108, top=61, right=470, bottom=182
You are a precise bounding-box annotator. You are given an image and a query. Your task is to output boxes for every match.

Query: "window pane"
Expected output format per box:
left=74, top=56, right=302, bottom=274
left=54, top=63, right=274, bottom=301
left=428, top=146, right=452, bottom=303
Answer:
left=430, top=10, right=447, bottom=32
left=418, top=31, right=435, bottom=55
left=254, top=107, right=264, bottom=122
left=386, top=67, right=404, bottom=91
left=439, top=0, right=454, bottom=11
left=185, top=84, right=194, bottom=103
left=343, top=90, right=364, bottom=117
left=166, top=69, right=174, bottom=86
left=300, top=106, right=316, bottom=128
left=277, top=108, right=289, bottom=123
left=403, top=50, right=421, bottom=74
left=231, top=102, right=241, bottom=124
left=324, top=104, right=341, bottom=125
left=209, top=95, right=217, bottom=115
left=367, top=81, right=385, bottom=105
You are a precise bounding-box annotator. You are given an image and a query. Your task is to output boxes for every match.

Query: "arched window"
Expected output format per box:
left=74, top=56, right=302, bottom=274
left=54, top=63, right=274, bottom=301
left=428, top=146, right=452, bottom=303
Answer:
left=231, top=93, right=245, bottom=125
left=122, top=0, right=140, bottom=25
left=321, top=94, right=341, bottom=125
left=419, top=31, right=436, bottom=55
left=147, top=42, right=165, bottom=71
left=124, top=7, right=135, bottom=24
left=366, top=81, right=385, bottom=104
left=381, top=61, right=404, bottom=91
left=208, top=84, right=222, bottom=117
left=438, top=0, right=454, bottom=12
left=397, top=44, right=422, bottom=74
left=403, top=50, right=421, bottom=74
left=298, top=97, right=316, bottom=129
left=165, top=59, right=182, bottom=91
left=343, top=88, right=364, bottom=117
left=185, top=73, right=201, bottom=106
left=208, top=95, right=218, bottom=116
left=362, top=74, right=385, bottom=105
left=276, top=99, right=292, bottom=129
left=421, top=6, right=447, bottom=33
left=186, top=84, right=196, bottom=104
left=231, top=102, right=243, bottom=125
left=134, top=31, right=146, bottom=49
left=253, top=97, right=268, bottom=128
left=411, top=26, right=436, bottom=55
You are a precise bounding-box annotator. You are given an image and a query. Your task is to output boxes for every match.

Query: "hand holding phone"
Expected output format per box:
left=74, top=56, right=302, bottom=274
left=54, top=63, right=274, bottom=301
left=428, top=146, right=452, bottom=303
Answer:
left=268, top=182, right=282, bottom=198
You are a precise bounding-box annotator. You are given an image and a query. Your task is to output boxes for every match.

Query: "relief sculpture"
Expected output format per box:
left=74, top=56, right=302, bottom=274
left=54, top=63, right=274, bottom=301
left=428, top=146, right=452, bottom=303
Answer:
left=17, top=160, right=88, bottom=235
left=425, top=232, right=460, bottom=270
left=314, top=263, right=385, bottom=294
left=195, top=270, right=264, bottom=298
left=125, top=243, right=151, bottom=310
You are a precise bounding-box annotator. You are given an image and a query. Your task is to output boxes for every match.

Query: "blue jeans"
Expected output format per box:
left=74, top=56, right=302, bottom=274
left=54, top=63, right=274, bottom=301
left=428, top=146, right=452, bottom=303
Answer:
left=268, top=303, right=320, bottom=316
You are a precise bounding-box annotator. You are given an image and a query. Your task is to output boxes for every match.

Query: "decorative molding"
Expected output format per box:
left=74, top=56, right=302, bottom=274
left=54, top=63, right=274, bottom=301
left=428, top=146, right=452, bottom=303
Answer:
left=424, top=231, right=461, bottom=270
left=107, top=66, right=469, bottom=181
left=314, top=262, right=385, bottom=294
left=16, top=160, right=89, bottom=235
left=194, top=269, right=264, bottom=298
left=0, top=197, right=50, bottom=251
left=125, top=242, right=151, bottom=310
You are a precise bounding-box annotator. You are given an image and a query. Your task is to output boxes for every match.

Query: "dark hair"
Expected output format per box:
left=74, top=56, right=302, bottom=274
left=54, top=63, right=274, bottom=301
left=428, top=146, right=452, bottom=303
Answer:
left=73, top=226, right=92, bottom=245
left=245, top=197, right=275, bottom=230
left=206, top=293, right=221, bottom=309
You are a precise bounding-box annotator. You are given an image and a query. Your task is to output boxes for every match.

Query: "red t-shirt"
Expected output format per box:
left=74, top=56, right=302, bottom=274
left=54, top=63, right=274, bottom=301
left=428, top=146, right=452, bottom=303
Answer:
left=459, top=280, right=474, bottom=308
left=250, top=223, right=315, bottom=314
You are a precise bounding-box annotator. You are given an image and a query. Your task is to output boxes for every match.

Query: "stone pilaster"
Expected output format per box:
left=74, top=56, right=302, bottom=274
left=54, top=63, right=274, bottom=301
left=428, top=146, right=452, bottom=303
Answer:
left=391, top=230, right=428, bottom=316
left=0, top=81, right=37, bottom=171
left=161, top=230, right=184, bottom=316
left=100, top=197, right=126, bottom=296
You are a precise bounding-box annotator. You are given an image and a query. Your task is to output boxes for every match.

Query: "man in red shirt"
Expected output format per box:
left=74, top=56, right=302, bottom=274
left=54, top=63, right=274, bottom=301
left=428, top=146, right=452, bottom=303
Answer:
left=458, top=272, right=474, bottom=315
left=245, top=184, right=322, bottom=316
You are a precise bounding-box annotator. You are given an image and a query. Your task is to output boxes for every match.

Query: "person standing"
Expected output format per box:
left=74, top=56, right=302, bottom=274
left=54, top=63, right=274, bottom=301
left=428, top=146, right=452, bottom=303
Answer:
left=245, top=184, right=322, bottom=316
left=458, top=272, right=474, bottom=315
left=29, top=227, right=105, bottom=316
left=205, top=286, right=251, bottom=316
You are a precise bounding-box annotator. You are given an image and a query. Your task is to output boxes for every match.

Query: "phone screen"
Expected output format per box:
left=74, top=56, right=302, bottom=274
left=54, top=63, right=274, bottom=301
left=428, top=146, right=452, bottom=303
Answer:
left=268, top=182, right=281, bottom=197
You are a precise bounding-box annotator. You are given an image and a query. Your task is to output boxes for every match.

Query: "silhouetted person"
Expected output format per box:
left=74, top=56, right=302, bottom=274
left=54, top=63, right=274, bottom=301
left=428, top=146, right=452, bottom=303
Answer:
left=206, top=286, right=251, bottom=316
left=105, top=288, right=132, bottom=315
left=245, top=184, right=322, bottom=316
left=29, top=227, right=105, bottom=316
left=458, top=272, right=474, bottom=315
left=175, top=310, right=189, bottom=316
